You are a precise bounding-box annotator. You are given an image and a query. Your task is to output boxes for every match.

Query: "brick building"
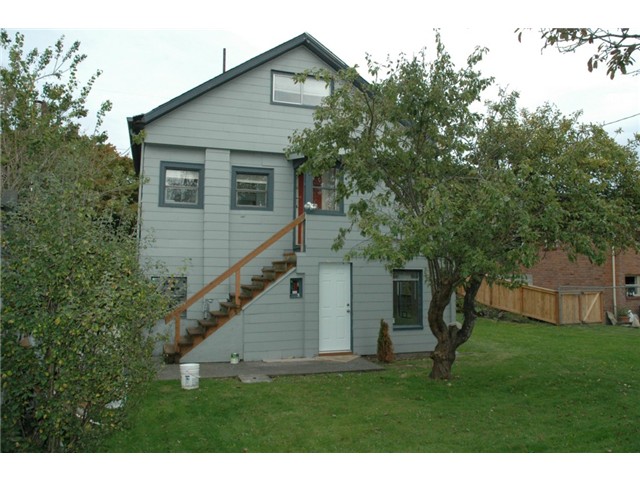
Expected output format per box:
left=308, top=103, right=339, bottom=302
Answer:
left=523, top=249, right=640, bottom=318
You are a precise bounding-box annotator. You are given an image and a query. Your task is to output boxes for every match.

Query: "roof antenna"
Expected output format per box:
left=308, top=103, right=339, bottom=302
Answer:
left=223, top=48, right=227, bottom=73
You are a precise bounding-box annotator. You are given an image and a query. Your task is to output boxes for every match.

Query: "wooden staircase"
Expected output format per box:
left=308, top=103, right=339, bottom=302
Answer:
left=162, top=214, right=305, bottom=363
left=164, top=252, right=297, bottom=362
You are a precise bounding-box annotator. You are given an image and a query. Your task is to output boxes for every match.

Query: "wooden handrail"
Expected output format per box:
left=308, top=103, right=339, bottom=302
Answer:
left=165, top=213, right=306, bottom=348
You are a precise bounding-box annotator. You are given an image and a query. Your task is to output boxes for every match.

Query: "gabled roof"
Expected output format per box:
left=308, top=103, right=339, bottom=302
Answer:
left=127, top=32, right=358, bottom=173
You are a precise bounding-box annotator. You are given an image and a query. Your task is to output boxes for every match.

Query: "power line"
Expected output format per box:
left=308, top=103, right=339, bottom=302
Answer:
left=602, top=112, right=640, bottom=126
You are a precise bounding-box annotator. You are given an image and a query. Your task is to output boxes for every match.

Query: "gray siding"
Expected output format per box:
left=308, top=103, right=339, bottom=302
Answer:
left=138, top=42, right=455, bottom=361
left=139, top=46, right=327, bottom=330
left=143, top=46, right=324, bottom=153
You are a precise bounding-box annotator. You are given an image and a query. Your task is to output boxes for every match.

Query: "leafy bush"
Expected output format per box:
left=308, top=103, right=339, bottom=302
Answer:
left=1, top=180, right=170, bottom=452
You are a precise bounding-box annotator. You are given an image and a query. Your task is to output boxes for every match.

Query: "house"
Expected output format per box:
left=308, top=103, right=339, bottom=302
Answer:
left=522, top=249, right=640, bottom=320
left=128, top=33, right=456, bottom=363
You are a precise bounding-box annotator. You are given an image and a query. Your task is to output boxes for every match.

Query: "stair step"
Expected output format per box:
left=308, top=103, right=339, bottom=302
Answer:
left=219, top=301, right=240, bottom=310
left=229, top=292, right=252, bottom=301
left=242, top=284, right=263, bottom=291
left=210, top=310, right=231, bottom=319
left=163, top=343, right=180, bottom=364
left=272, top=261, right=289, bottom=272
left=261, top=268, right=276, bottom=279
left=199, top=319, right=219, bottom=329
left=187, top=326, right=205, bottom=337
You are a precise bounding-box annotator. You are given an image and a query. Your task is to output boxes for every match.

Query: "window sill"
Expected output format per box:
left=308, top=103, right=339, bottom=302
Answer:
left=307, top=209, right=345, bottom=216
left=159, top=202, right=203, bottom=209
left=231, top=206, right=274, bottom=212
left=271, top=100, right=319, bottom=109
left=392, top=325, right=424, bottom=331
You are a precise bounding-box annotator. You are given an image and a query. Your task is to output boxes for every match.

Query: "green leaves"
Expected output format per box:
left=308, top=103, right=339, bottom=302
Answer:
left=1, top=180, right=171, bottom=451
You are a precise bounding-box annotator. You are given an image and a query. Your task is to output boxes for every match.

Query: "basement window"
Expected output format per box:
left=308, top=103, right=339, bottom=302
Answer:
left=152, top=276, right=188, bottom=318
left=392, top=270, right=423, bottom=329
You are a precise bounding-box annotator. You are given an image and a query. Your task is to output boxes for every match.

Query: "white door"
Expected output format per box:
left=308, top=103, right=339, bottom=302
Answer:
left=319, top=263, right=351, bottom=353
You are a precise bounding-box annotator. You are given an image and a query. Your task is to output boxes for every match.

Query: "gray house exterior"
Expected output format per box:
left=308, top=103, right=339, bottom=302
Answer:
left=128, top=33, right=456, bottom=363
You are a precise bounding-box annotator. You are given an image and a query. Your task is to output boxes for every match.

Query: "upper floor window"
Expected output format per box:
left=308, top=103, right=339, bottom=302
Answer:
left=231, top=166, right=274, bottom=211
left=312, top=169, right=340, bottom=212
left=272, top=72, right=330, bottom=107
left=159, top=162, right=204, bottom=208
left=298, top=165, right=343, bottom=216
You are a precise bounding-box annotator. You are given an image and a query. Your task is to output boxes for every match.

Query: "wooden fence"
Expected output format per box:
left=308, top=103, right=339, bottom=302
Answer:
left=474, top=281, right=604, bottom=325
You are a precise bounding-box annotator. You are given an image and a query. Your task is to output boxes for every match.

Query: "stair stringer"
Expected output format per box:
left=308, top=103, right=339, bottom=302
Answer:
left=179, top=267, right=298, bottom=364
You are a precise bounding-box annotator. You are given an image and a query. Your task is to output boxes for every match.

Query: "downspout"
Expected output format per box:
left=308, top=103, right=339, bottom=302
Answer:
left=612, top=247, right=617, bottom=315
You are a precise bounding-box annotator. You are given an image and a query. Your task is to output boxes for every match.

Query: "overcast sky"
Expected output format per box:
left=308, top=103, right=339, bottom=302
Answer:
left=3, top=2, right=639, bottom=159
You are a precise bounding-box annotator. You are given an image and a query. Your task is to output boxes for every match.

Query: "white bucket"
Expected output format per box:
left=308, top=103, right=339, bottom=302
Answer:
left=179, top=363, right=200, bottom=390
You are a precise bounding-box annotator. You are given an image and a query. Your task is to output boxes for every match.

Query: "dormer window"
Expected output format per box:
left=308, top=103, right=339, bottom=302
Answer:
left=272, top=72, right=329, bottom=107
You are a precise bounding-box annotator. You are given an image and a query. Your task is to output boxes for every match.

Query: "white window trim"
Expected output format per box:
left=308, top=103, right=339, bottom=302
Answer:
left=272, top=71, right=330, bottom=107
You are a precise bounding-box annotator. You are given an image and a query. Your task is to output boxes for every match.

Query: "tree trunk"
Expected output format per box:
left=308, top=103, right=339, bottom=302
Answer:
left=427, top=274, right=483, bottom=380
left=429, top=334, right=457, bottom=380
left=426, top=269, right=457, bottom=380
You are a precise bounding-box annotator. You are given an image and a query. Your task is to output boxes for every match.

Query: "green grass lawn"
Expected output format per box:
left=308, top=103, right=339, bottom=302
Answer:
left=99, top=318, right=640, bottom=453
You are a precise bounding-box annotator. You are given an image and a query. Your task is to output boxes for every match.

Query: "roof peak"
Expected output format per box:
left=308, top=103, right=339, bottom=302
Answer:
left=130, top=32, right=349, bottom=127
left=127, top=32, right=359, bottom=173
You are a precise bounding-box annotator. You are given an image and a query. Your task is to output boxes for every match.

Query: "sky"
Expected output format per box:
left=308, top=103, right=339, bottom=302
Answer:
left=3, top=1, right=639, bottom=160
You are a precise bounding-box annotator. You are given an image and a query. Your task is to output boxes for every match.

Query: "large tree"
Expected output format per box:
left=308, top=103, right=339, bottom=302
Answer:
left=1, top=30, right=170, bottom=452
left=288, top=34, right=640, bottom=380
